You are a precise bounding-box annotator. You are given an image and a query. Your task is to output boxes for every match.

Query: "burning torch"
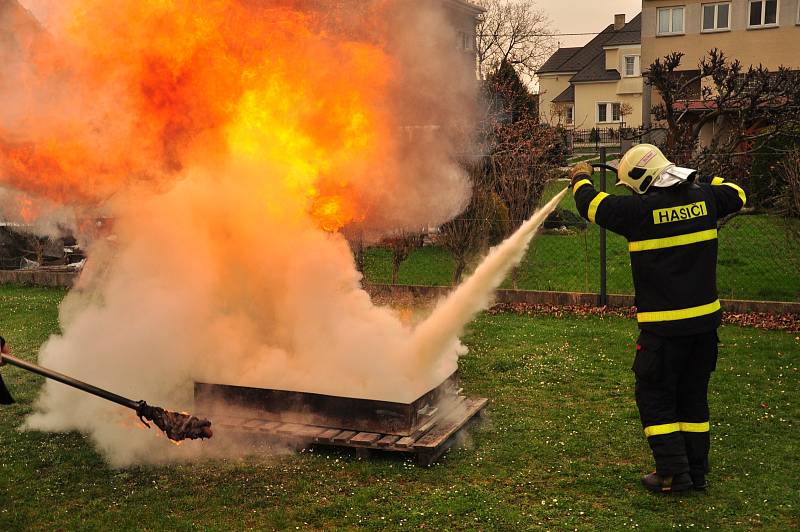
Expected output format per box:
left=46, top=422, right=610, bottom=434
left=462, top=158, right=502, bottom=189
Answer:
left=0, top=337, right=212, bottom=442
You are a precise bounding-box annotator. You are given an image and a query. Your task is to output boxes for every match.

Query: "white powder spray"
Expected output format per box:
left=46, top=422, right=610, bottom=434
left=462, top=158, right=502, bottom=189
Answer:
left=406, top=188, right=569, bottom=375
left=0, top=0, right=569, bottom=465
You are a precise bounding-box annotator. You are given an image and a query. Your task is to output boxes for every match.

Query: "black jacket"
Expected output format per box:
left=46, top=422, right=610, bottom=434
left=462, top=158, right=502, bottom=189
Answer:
left=573, top=175, right=746, bottom=336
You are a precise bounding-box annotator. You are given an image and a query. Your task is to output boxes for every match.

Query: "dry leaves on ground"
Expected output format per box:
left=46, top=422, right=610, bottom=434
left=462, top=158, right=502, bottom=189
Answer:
left=488, top=303, right=800, bottom=333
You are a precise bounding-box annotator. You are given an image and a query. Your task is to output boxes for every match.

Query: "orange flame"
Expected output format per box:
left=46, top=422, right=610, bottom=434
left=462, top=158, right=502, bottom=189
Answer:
left=18, top=196, right=38, bottom=224
left=0, top=0, right=396, bottom=231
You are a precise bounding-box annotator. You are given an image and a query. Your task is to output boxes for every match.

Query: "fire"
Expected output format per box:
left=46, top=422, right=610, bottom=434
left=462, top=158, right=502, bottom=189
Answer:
left=18, top=196, right=37, bottom=223
left=222, top=31, right=393, bottom=232
left=15, top=0, right=480, bottom=464
left=1, top=0, right=396, bottom=232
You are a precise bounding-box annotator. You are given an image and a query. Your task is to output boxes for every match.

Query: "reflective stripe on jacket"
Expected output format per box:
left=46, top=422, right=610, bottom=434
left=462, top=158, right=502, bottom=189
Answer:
left=573, top=176, right=746, bottom=336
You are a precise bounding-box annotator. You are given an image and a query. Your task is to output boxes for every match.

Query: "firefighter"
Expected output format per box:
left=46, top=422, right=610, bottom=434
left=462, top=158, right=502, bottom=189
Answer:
left=570, top=144, right=746, bottom=494
left=0, top=336, right=14, bottom=404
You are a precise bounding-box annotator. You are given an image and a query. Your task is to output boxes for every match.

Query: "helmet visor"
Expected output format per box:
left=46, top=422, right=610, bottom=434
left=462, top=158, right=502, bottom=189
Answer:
left=628, top=167, right=647, bottom=179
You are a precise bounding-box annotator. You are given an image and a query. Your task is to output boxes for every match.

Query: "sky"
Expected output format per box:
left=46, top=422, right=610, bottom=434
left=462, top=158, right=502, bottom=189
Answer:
left=536, top=0, right=643, bottom=48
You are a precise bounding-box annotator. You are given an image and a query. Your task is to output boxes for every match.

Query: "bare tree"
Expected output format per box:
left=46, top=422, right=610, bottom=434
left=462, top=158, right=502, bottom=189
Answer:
left=489, top=118, right=561, bottom=287
left=443, top=58, right=562, bottom=288
left=474, top=0, right=556, bottom=84
left=778, top=149, right=800, bottom=221
left=481, top=60, right=563, bottom=225
left=645, top=49, right=800, bottom=200
left=437, top=183, right=498, bottom=284
left=619, top=102, right=634, bottom=128
left=491, top=120, right=561, bottom=223
left=341, top=228, right=366, bottom=273
left=382, top=230, right=425, bottom=285
left=776, top=149, right=800, bottom=274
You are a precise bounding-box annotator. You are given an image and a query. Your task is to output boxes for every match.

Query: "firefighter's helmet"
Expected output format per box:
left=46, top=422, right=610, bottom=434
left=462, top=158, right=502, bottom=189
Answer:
left=617, top=144, right=673, bottom=194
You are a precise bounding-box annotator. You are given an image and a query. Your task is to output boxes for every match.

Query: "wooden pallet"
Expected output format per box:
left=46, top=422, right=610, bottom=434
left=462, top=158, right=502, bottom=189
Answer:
left=205, top=397, right=488, bottom=466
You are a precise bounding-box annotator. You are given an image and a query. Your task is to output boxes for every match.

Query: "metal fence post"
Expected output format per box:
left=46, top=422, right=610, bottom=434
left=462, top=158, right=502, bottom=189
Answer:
left=599, top=147, right=608, bottom=307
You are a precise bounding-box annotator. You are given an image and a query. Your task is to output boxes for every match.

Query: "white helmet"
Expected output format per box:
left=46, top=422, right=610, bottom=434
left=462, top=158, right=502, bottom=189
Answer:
left=617, top=144, right=673, bottom=194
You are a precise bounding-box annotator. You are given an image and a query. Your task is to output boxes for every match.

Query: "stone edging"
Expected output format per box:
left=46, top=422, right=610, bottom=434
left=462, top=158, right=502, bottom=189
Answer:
left=2, top=275, right=796, bottom=315
left=0, top=270, right=79, bottom=287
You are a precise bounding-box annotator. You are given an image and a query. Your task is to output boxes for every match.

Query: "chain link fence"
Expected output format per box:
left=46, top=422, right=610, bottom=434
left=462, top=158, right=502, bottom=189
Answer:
left=521, top=186, right=800, bottom=303
left=363, top=147, right=800, bottom=304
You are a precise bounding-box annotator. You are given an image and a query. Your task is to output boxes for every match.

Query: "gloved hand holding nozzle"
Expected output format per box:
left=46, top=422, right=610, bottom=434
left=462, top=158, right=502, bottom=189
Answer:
left=569, top=162, right=594, bottom=189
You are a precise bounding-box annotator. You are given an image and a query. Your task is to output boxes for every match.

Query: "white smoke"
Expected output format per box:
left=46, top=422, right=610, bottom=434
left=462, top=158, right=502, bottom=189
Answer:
left=407, top=188, right=569, bottom=373
left=1, top=0, right=567, bottom=466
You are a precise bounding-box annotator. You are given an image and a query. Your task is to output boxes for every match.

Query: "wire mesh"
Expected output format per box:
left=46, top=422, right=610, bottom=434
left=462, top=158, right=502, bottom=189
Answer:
left=362, top=177, right=800, bottom=303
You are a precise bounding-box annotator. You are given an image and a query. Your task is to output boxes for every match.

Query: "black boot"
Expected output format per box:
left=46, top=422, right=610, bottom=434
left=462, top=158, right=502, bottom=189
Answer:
left=641, top=471, right=693, bottom=494
left=690, top=470, right=706, bottom=490
left=683, top=431, right=710, bottom=491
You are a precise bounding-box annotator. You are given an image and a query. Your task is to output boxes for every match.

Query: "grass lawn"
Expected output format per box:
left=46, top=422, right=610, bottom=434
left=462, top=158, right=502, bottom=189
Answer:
left=364, top=174, right=800, bottom=302
left=1, top=285, right=798, bottom=530
left=567, top=152, right=621, bottom=166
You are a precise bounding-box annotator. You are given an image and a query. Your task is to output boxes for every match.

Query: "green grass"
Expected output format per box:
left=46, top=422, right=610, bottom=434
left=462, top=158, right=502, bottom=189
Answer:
left=364, top=174, right=800, bottom=302
left=1, top=286, right=798, bottom=530
left=364, top=246, right=455, bottom=287
left=566, top=154, right=595, bottom=165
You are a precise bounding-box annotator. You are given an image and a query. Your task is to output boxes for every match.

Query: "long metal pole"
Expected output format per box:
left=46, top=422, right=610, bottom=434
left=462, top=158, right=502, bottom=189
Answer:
left=599, top=147, right=608, bottom=307
left=0, top=354, right=140, bottom=410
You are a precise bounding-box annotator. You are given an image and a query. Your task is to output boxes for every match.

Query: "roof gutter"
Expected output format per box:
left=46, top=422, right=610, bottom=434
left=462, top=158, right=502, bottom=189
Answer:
left=441, top=0, right=486, bottom=15
left=570, top=79, right=619, bottom=85
left=536, top=71, right=579, bottom=77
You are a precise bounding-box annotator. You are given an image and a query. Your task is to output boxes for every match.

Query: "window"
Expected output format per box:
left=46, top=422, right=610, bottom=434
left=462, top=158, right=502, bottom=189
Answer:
left=657, top=6, right=685, bottom=35
left=749, top=0, right=779, bottom=28
left=566, top=105, right=574, bottom=126
left=597, top=103, right=621, bottom=123
left=456, top=31, right=473, bottom=50
left=624, top=55, right=640, bottom=77
left=703, top=2, right=731, bottom=31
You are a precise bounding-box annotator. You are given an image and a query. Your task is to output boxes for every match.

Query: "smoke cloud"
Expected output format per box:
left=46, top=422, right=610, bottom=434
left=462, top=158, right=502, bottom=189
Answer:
left=0, top=0, right=559, bottom=466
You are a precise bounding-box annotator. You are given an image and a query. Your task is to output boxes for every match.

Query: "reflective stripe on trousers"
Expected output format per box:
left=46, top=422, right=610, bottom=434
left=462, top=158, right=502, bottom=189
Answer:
left=637, top=300, right=721, bottom=323
left=643, top=421, right=710, bottom=437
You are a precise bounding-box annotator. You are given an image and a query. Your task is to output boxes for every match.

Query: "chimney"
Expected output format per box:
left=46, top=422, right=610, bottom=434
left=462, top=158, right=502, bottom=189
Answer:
left=614, top=14, right=626, bottom=30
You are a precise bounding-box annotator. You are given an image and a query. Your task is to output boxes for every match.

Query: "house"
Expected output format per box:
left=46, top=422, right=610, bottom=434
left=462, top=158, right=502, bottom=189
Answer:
left=537, top=14, right=643, bottom=130
left=394, top=0, right=483, bottom=140
left=441, top=0, right=484, bottom=73
left=641, top=0, right=800, bottom=132
left=0, top=0, right=46, bottom=57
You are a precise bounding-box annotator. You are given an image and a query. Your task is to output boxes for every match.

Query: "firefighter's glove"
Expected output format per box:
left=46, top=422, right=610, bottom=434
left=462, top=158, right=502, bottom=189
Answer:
left=570, top=162, right=594, bottom=189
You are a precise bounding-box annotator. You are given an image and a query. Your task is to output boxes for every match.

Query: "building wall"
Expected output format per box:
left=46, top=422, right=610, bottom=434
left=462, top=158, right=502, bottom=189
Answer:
left=574, top=82, right=644, bottom=129
left=538, top=73, right=574, bottom=124
left=641, top=0, right=800, bottom=134
left=618, top=76, right=644, bottom=95
left=609, top=44, right=644, bottom=95
left=642, top=0, right=800, bottom=71
left=440, top=0, right=483, bottom=79
left=607, top=45, right=642, bottom=75
left=604, top=49, right=617, bottom=70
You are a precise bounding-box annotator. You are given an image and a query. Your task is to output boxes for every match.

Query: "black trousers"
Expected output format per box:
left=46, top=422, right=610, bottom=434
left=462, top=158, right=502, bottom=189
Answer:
left=632, top=330, right=718, bottom=476
left=0, top=373, right=14, bottom=404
